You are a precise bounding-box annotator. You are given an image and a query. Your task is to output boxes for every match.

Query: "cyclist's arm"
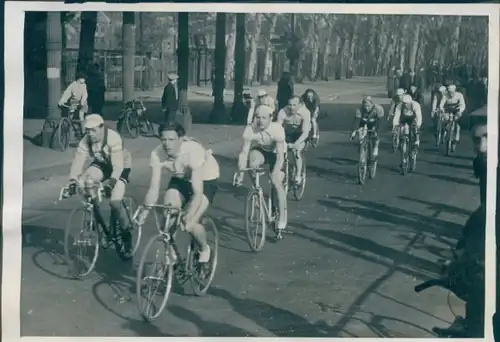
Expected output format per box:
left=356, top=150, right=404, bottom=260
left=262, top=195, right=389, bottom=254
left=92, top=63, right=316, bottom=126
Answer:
left=296, top=111, right=311, bottom=145
left=273, top=127, right=286, bottom=175
left=69, top=139, right=89, bottom=180
left=376, top=105, right=385, bottom=119
left=238, top=127, right=253, bottom=171
left=438, top=95, right=446, bottom=111
left=246, top=99, right=256, bottom=125
left=276, top=109, right=286, bottom=125
left=413, top=103, right=423, bottom=127
left=392, top=105, right=402, bottom=127
left=58, top=83, right=73, bottom=106
left=144, top=150, right=163, bottom=206
left=351, top=108, right=362, bottom=131
left=431, top=95, right=437, bottom=111
left=81, top=84, right=89, bottom=111
left=185, top=150, right=206, bottom=223
left=389, top=100, right=396, bottom=116
left=458, top=93, right=466, bottom=114
left=108, top=140, right=125, bottom=181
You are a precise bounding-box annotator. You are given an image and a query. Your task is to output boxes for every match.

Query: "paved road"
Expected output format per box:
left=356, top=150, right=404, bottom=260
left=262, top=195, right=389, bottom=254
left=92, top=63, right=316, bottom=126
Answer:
left=21, top=119, right=480, bottom=336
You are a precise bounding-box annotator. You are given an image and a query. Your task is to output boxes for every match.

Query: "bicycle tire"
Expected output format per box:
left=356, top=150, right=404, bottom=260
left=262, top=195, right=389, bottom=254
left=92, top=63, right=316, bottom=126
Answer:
left=311, top=130, right=319, bottom=147
left=446, top=122, right=454, bottom=156
left=139, top=117, right=154, bottom=137
left=368, top=138, right=377, bottom=179
left=244, top=190, right=266, bottom=252
left=125, top=111, right=140, bottom=139
left=401, top=137, right=408, bottom=175
left=64, top=207, right=100, bottom=279
left=358, top=140, right=367, bottom=184
left=391, top=130, right=399, bottom=153
left=188, top=217, right=219, bottom=296
left=435, top=117, right=442, bottom=147
left=136, top=235, right=174, bottom=322
left=53, top=118, right=71, bottom=152
left=293, top=154, right=306, bottom=200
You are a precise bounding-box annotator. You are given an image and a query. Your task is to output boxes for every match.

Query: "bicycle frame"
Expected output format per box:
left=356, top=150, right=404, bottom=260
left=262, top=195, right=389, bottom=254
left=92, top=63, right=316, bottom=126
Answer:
left=242, top=168, right=275, bottom=223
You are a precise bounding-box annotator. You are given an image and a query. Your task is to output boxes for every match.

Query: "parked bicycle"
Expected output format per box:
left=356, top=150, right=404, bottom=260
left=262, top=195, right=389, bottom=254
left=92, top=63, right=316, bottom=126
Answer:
left=134, top=204, right=219, bottom=322
left=59, top=179, right=141, bottom=279
left=117, top=96, right=154, bottom=139
left=399, top=123, right=418, bottom=175
left=286, top=144, right=307, bottom=200
left=42, top=104, right=85, bottom=152
left=352, top=125, right=378, bottom=185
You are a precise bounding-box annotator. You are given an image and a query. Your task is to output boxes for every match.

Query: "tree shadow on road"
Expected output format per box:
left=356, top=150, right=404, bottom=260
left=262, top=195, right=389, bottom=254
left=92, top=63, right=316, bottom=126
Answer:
left=168, top=304, right=255, bottom=336
left=421, top=159, right=472, bottom=171
left=210, top=287, right=341, bottom=337
left=398, top=196, right=472, bottom=217
left=122, top=319, right=174, bottom=337
left=317, top=197, right=463, bottom=241
left=416, top=173, right=478, bottom=187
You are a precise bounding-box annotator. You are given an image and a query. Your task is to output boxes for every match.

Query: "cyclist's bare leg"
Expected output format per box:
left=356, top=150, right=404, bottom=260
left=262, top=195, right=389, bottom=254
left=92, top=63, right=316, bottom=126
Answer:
left=183, top=194, right=211, bottom=262
left=81, top=166, right=108, bottom=241
left=455, top=119, right=461, bottom=142
left=294, top=142, right=306, bottom=183
left=110, top=180, right=129, bottom=229
left=270, top=167, right=287, bottom=230
left=248, top=149, right=266, bottom=173
left=312, top=116, right=318, bottom=138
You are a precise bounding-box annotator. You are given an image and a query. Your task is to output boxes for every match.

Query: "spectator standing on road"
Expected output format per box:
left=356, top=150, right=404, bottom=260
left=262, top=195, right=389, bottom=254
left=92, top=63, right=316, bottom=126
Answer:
left=86, top=63, right=106, bottom=115
left=387, top=66, right=396, bottom=98
left=472, top=123, right=487, bottom=205
left=161, top=73, right=179, bottom=123
left=277, top=71, right=294, bottom=111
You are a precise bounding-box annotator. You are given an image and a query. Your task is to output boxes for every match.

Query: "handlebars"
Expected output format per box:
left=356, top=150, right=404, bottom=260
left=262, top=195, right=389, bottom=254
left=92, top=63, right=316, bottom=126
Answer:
left=59, top=181, right=106, bottom=203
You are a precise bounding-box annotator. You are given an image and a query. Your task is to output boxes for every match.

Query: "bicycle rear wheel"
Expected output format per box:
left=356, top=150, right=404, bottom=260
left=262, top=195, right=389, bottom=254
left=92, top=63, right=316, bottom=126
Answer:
left=293, top=154, right=306, bottom=200
left=136, top=235, right=174, bottom=322
left=188, top=217, right=219, bottom=296
left=244, top=190, right=267, bottom=252
left=54, top=118, right=71, bottom=152
left=125, top=111, right=140, bottom=139
left=64, top=207, right=100, bottom=278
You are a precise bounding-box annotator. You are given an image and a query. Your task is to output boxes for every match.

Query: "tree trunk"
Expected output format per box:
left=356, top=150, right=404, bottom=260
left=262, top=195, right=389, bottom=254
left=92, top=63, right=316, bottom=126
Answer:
left=347, top=23, right=358, bottom=78
left=77, top=11, right=97, bottom=74
left=310, top=39, right=319, bottom=81
left=336, top=37, right=348, bottom=79
left=319, top=23, right=333, bottom=80
left=176, top=12, right=192, bottom=133
left=231, top=13, right=246, bottom=122
left=449, top=16, right=462, bottom=63
left=398, top=17, right=410, bottom=69
left=47, top=12, right=62, bottom=120
left=408, top=18, right=421, bottom=72
left=262, top=14, right=277, bottom=85
left=210, top=13, right=227, bottom=123
left=224, top=15, right=236, bottom=86
left=245, top=13, right=262, bottom=85
left=122, top=12, right=135, bottom=103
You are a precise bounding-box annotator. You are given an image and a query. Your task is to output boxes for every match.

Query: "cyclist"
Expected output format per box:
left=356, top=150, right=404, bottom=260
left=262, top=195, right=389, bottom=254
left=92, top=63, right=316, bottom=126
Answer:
left=137, top=122, right=220, bottom=263
left=350, top=96, right=384, bottom=162
left=276, top=96, right=312, bottom=185
left=440, top=84, right=466, bottom=151
left=58, top=71, right=89, bottom=135
left=234, top=105, right=287, bottom=231
left=431, top=85, right=447, bottom=120
left=392, top=94, right=423, bottom=152
left=246, top=89, right=276, bottom=125
left=301, top=88, right=320, bottom=143
left=388, top=88, right=406, bottom=122
left=66, top=114, right=133, bottom=247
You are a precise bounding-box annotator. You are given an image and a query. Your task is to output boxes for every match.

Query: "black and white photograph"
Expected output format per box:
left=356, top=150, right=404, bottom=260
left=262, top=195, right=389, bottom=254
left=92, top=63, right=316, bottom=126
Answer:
left=3, top=1, right=499, bottom=340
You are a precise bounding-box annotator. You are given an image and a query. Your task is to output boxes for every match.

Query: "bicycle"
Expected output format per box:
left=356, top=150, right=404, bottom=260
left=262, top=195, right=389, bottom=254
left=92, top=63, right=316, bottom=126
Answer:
left=443, top=112, right=458, bottom=156
left=236, top=166, right=289, bottom=251
left=391, top=124, right=400, bottom=153
left=352, top=125, right=378, bottom=185
left=433, top=109, right=446, bottom=147
left=286, top=144, right=307, bottom=200
left=399, top=123, right=418, bottom=175
left=47, top=104, right=85, bottom=152
left=59, top=179, right=141, bottom=279
left=135, top=204, right=219, bottom=322
left=117, top=96, right=153, bottom=139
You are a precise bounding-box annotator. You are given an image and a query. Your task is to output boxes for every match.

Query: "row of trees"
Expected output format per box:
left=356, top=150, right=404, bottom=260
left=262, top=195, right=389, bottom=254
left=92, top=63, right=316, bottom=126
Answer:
left=31, top=12, right=489, bottom=126
left=109, top=13, right=488, bottom=84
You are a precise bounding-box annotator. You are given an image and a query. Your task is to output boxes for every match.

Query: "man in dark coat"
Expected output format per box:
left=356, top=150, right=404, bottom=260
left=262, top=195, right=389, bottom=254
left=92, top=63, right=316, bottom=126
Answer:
left=161, top=73, right=179, bottom=123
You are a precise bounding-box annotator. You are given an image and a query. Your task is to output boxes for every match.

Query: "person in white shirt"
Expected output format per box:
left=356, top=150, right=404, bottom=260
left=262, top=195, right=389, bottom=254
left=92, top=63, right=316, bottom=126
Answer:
left=246, top=89, right=276, bottom=125
left=58, top=71, right=88, bottom=134
left=439, top=84, right=467, bottom=149
left=137, top=122, right=220, bottom=263
left=235, top=105, right=288, bottom=231
left=392, top=94, right=423, bottom=148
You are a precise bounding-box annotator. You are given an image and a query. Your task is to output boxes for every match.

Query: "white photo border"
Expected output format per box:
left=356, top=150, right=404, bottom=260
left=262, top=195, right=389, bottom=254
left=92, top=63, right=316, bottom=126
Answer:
left=3, top=1, right=499, bottom=342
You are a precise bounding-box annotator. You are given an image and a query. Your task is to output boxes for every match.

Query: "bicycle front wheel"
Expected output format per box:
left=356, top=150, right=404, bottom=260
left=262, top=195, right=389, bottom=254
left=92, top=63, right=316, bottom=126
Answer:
left=64, top=207, right=100, bottom=279
left=244, top=190, right=267, bottom=252
left=400, top=138, right=409, bottom=175
left=136, top=235, right=174, bottom=322
left=293, top=154, right=307, bottom=200
left=188, top=217, right=219, bottom=296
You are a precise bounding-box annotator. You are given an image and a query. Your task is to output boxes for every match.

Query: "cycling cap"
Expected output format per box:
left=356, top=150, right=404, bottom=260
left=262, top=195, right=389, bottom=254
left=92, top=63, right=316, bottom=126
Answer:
left=167, top=73, right=179, bottom=80
left=362, top=96, right=373, bottom=104
left=396, top=88, right=405, bottom=96
left=447, top=85, right=457, bottom=91
left=438, top=86, right=446, bottom=92
left=402, top=95, right=412, bottom=104
left=257, top=89, right=267, bottom=97
left=255, top=105, right=274, bottom=116
left=84, top=114, right=104, bottom=129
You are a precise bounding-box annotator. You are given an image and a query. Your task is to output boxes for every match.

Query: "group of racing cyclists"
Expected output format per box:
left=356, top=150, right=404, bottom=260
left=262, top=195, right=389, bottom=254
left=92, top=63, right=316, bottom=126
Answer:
left=61, top=76, right=469, bottom=261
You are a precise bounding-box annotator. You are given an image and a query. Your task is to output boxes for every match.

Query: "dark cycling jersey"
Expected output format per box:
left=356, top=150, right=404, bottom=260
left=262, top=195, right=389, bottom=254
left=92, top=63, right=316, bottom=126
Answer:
left=356, top=104, right=384, bottom=130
